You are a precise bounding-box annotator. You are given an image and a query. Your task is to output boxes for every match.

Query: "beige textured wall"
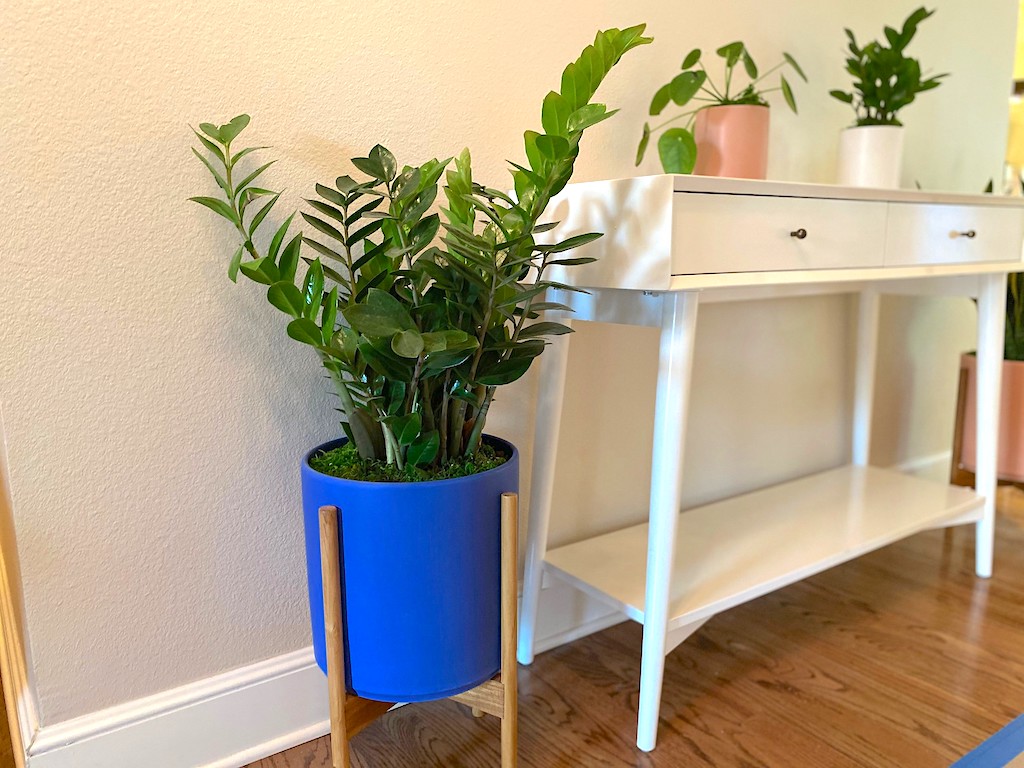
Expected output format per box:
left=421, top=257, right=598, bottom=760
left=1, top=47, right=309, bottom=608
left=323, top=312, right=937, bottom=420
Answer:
left=1, top=0, right=1015, bottom=725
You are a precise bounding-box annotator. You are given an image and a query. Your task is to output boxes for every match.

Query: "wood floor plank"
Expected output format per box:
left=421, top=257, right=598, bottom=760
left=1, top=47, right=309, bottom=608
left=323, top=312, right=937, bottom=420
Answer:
left=250, top=487, right=1024, bottom=767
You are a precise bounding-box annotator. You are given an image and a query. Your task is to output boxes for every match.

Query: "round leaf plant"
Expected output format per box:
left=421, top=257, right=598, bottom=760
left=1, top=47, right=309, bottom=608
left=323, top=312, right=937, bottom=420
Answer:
left=636, top=42, right=806, bottom=173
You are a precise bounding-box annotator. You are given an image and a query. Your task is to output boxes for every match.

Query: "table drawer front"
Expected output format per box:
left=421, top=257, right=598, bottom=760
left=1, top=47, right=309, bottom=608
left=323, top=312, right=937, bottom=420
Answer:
left=885, top=203, right=1024, bottom=266
left=671, top=194, right=887, bottom=274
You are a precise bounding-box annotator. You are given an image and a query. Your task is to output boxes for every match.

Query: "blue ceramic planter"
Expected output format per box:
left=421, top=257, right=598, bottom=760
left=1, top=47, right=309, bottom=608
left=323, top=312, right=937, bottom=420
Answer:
left=302, top=436, right=519, bottom=703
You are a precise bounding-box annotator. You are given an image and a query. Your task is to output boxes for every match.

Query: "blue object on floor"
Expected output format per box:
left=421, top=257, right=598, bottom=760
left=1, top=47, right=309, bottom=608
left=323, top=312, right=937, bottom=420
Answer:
left=952, top=714, right=1024, bottom=767
left=301, top=435, right=518, bottom=703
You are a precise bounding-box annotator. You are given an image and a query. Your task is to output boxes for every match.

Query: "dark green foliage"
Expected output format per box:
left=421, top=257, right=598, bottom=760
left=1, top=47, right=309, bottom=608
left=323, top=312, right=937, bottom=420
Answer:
left=190, top=25, right=651, bottom=476
left=1007, top=273, right=1024, bottom=362
left=830, top=7, right=947, bottom=127
left=309, top=440, right=507, bottom=482
left=636, top=42, right=806, bottom=173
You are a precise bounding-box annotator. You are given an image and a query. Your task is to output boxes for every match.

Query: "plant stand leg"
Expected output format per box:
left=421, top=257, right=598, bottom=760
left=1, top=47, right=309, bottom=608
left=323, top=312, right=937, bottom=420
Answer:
left=975, top=274, right=1007, bottom=577
left=321, top=496, right=519, bottom=766
left=501, top=492, right=519, bottom=768
left=320, top=506, right=351, bottom=768
left=637, top=291, right=699, bottom=752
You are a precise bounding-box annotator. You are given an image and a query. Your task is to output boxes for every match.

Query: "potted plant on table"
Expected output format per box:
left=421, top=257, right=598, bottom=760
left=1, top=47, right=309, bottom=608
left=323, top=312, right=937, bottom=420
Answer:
left=635, top=41, right=806, bottom=178
left=830, top=6, right=947, bottom=188
left=189, top=25, right=651, bottom=703
left=958, top=271, right=1024, bottom=485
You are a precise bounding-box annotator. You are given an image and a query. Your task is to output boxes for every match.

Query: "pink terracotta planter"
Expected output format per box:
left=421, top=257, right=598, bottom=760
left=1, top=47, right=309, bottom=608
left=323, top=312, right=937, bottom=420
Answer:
left=960, top=353, right=1024, bottom=483
left=692, top=104, right=769, bottom=179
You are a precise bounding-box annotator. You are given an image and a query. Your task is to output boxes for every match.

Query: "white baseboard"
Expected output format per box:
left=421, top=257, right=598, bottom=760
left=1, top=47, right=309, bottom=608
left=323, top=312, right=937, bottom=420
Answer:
left=25, top=579, right=621, bottom=768
left=27, top=649, right=329, bottom=768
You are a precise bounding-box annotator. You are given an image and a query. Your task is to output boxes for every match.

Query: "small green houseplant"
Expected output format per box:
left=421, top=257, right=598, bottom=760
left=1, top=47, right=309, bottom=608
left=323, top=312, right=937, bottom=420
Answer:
left=829, top=6, right=946, bottom=127
left=189, top=25, right=652, bottom=704
left=635, top=42, right=805, bottom=176
left=831, top=7, right=946, bottom=187
left=192, top=26, right=652, bottom=480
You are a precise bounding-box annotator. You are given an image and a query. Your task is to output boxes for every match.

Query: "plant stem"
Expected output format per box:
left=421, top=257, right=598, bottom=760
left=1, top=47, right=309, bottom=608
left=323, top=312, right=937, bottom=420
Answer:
left=650, top=108, right=702, bottom=133
left=698, top=63, right=726, bottom=100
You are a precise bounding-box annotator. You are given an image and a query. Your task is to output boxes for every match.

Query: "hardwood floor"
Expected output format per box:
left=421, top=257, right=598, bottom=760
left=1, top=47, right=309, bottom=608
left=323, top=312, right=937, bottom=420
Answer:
left=251, top=487, right=1024, bottom=768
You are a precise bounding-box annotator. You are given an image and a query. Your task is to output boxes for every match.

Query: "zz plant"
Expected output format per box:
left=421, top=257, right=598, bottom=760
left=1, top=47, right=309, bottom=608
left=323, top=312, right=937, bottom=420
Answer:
left=190, top=25, right=652, bottom=477
left=830, top=7, right=946, bottom=126
left=636, top=42, right=806, bottom=173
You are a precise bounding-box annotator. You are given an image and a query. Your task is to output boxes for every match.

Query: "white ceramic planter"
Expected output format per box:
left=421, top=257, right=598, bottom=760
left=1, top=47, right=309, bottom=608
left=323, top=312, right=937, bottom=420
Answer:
left=836, top=125, right=905, bottom=188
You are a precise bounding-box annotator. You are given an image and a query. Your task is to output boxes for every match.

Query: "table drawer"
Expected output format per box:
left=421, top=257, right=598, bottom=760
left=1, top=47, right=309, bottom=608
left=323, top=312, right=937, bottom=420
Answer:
left=671, top=193, right=887, bottom=274
left=885, top=202, right=1024, bottom=266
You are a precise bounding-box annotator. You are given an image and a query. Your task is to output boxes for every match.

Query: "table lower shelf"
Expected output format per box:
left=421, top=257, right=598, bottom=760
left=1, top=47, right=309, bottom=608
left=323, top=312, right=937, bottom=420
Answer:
left=544, top=465, right=983, bottom=631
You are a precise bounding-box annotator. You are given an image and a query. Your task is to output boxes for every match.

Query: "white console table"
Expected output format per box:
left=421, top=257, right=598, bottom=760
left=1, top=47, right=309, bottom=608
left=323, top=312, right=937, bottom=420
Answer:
left=515, top=175, right=1024, bottom=752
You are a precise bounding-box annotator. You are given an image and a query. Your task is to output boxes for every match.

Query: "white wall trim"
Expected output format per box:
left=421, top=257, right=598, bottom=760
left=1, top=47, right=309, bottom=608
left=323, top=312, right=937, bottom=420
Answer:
left=27, top=649, right=329, bottom=768
left=0, top=404, right=38, bottom=768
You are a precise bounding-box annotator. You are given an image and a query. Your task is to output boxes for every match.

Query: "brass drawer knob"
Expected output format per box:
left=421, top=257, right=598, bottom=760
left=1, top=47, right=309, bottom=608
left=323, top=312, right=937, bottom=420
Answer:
left=790, top=228, right=808, bottom=239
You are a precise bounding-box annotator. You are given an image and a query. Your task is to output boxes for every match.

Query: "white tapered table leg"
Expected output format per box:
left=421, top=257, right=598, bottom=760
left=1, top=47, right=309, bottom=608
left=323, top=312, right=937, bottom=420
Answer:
left=852, top=291, right=880, bottom=466
left=975, top=273, right=1007, bottom=578
left=517, top=316, right=573, bottom=665
left=637, top=291, right=699, bottom=753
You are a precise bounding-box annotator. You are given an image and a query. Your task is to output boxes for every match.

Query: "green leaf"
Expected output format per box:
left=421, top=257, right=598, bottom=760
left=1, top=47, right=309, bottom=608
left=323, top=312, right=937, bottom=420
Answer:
left=535, top=134, right=570, bottom=161
left=286, top=318, right=323, bottom=346
left=301, top=212, right=344, bottom=242
left=548, top=256, right=598, bottom=266
left=649, top=85, right=671, bottom=117
left=669, top=71, right=706, bottom=107
left=535, top=231, right=602, bottom=253
left=303, top=198, right=348, bottom=225
left=189, top=196, right=236, bottom=222
left=342, top=288, right=414, bottom=337
left=742, top=51, right=758, bottom=79
left=322, top=286, right=338, bottom=336
left=227, top=246, right=244, bottom=283
left=218, top=114, right=251, bottom=144
left=192, top=129, right=225, bottom=164
left=303, top=260, right=325, bottom=319
left=191, top=148, right=231, bottom=196
left=391, top=328, right=425, bottom=358
left=230, top=145, right=270, bottom=166
left=406, top=430, right=439, bottom=467
left=391, top=413, right=421, bottom=446
left=247, top=192, right=280, bottom=235
left=476, top=358, right=533, bottom=386
left=541, top=90, right=572, bottom=136
left=234, top=161, right=275, bottom=195
left=635, top=122, right=652, bottom=166
left=238, top=256, right=281, bottom=285
left=681, top=48, right=702, bottom=69
left=783, top=52, right=807, bottom=82
left=657, top=128, right=697, bottom=174
left=830, top=89, right=854, bottom=104
left=781, top=76, right=797, bottom=113
left=566, top=104, right=617, bottom=133
left=199, top=122, right=223, bottom=142
left=715, top=41, right=744, bottom=68
left=421, top=330, right=468, bottom=353
left=370, top=145, right=397, bottom=181
left=267, top=282, right=305, bottom=318
left=268, top=213, right=296, bottom=262
left=519, top=321, right=573, bottom=338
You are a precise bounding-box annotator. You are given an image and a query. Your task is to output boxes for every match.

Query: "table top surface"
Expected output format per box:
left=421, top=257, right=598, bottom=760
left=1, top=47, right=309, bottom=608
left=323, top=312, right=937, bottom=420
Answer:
left=566, top=174, right=1024, bottom=208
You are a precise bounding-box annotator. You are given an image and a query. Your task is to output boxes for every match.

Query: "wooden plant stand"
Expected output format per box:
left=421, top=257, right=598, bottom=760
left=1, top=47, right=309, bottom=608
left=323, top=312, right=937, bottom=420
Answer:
left=318, top=493, right=519, bottom=768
